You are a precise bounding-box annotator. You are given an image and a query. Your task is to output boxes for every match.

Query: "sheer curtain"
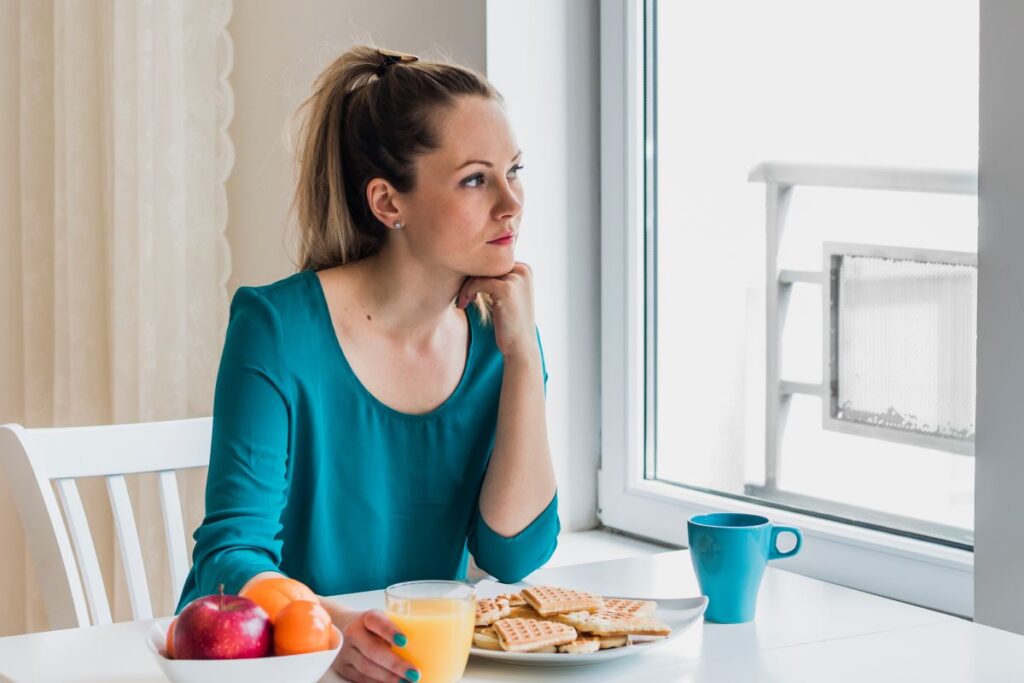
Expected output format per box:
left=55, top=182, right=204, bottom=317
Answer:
left=2, top=0, right=233, bottom=634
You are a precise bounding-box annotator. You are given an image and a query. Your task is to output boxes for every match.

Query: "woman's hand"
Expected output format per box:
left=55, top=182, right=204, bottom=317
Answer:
left=456, top=262, right=538, bottom=362
left=320, top=599, right=418, bottom=683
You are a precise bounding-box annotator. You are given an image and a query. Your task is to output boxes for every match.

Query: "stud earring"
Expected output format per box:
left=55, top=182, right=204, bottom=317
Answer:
left=393, top=221, right=404, bottom=230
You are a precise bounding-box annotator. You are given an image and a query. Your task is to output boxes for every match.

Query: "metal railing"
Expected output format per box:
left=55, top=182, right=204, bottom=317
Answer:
left=749, top=162, right=979, bottom=494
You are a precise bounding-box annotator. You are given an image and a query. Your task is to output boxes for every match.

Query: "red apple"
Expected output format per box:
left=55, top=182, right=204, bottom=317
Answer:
left=173, top=584, right=273, bottom=659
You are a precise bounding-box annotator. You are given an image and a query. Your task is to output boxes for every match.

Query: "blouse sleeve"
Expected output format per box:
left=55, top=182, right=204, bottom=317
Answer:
left=186, top=287, right=292, bottom=601
left=467, top=326, right=560, bottom=583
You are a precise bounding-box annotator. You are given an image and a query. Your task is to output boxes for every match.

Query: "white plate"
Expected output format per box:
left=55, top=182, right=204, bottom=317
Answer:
left=469, top=581, right=707, bottom=667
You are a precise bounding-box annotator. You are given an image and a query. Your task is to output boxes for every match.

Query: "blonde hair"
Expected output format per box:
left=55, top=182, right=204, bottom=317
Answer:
left=290, top=45, right=500, bottom=322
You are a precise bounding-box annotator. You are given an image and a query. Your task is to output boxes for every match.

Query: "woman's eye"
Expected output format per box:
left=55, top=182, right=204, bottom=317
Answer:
left=462, top=165, right=525, bottom=188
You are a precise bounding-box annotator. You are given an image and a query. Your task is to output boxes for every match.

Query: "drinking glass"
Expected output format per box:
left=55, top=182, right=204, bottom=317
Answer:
left=385, top=580, right=476, bottom=683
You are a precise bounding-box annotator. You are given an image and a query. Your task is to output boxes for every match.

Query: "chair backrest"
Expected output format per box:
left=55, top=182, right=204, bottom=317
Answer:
left=0, top=417, right=211, bottom=630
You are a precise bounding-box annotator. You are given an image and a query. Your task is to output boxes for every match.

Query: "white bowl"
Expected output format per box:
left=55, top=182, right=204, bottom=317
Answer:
left=146, top=617, right=342, bottom=683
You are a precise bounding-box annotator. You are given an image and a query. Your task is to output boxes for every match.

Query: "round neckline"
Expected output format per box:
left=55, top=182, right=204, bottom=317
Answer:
left=306, top=269, right=476, bottom=421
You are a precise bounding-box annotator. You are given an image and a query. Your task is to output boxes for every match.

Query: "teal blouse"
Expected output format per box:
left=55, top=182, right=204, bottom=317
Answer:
left=175, top=270, right=558, bottom=613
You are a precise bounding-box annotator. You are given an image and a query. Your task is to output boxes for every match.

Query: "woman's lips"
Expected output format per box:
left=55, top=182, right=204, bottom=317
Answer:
left=488, top=236, right=515, bottom=246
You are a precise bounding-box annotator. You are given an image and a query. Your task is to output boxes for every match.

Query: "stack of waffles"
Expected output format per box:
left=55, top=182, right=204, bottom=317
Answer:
left=472, top=585, right=672, bottom=655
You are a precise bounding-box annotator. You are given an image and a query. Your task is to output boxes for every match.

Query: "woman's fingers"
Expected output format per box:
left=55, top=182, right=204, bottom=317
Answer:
left=362, top=609, right=406, bottom=648
left=457, top=262, right=533, bottom=307
left=338, top=639, right=406, bottom=683
left=348, top=643, right=408, bottom=682
left=335, top=659, right=400, bottom=683
left=352, top=611, right=420, bottom=682
left=333, top=657, right=370, bottom=683
left=458, top=278, right=509, bottom=309
left=350, top=637, right=415, bottom=682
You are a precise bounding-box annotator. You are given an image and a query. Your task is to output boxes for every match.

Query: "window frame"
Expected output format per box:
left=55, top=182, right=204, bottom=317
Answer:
left=597, top=0, right=974, bottom=617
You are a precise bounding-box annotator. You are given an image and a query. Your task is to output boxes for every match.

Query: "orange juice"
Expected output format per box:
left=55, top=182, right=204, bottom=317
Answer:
left=386, top=582, right=475, bottom=683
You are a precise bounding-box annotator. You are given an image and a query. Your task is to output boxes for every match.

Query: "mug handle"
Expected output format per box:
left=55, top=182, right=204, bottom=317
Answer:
left=768, top=526, right=803, bottom=560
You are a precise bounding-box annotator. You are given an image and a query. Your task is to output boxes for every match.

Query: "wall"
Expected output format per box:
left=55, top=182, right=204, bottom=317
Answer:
left=0, top=0, right=26, bottom=638
left=486, top=0, right=602, bottom=532
left=974, top=0, right=1024, bottom=635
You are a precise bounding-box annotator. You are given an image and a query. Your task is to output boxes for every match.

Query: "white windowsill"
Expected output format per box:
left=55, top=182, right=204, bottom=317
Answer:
left=467, top=529, right=668, bottom=583
left=599, top=474, right=975, bottom=617
left=543, top=529, right=668, bottom=569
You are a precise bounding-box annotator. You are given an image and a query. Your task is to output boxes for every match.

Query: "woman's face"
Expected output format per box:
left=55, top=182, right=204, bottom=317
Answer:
left=394, top=95, right=524, bottom=278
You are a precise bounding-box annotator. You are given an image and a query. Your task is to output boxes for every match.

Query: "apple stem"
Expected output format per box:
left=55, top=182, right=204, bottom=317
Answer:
left=218, top=583, right=225, bottom=609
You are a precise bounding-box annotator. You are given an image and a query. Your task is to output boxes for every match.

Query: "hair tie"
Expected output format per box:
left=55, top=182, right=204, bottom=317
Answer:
left=376, top=49, right=420, bottom=78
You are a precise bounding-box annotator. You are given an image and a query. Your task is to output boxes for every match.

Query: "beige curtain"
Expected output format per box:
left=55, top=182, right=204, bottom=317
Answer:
left=0, top=0, right=234, bottom=635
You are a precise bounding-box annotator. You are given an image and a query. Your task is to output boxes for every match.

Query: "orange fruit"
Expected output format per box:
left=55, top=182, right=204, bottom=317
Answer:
left=166, top=617, right=177, bottom=658
left=273, top=600, right=332, bottom=656
left=240, top=577, right=318, bottom=624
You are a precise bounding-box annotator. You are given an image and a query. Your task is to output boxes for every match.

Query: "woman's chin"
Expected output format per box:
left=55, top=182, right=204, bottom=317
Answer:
left=468, top=256, right=516, bottom=278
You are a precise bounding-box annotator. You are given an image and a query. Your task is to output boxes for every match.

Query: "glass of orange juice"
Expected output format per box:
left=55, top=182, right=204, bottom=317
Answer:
left=385, top=580, right=476, bottom=683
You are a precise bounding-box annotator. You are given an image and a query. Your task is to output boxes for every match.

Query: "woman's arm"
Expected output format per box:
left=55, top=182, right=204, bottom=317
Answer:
left=478, top=346, right=557, bottom=536
left=183, top=288, right=292, bottom=606
left=457, top=263, right=560, bottom=581
left=240, top=571, right=286, bottom=594
left=458, top=263, right=557, bottom=533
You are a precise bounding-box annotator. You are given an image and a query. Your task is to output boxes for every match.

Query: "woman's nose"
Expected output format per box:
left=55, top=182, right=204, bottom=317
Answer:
left=495, top=182, right=523, bottom=219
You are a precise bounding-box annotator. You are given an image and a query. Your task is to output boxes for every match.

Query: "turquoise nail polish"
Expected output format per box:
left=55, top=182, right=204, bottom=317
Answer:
left=406, top=670, right=420, bottom=682
left=393, top=632, right=408, bottom=647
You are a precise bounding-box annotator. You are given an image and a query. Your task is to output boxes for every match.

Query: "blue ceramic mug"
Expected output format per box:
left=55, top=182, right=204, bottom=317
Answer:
left=687, top=512, right=803, bottom=624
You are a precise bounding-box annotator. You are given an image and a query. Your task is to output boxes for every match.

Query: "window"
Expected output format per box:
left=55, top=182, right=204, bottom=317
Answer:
left=599, top=0, right=977, bottom=615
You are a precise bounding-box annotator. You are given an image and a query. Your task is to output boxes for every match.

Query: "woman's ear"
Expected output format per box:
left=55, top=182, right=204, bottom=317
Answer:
left=366, top=177, right=403, bottom=228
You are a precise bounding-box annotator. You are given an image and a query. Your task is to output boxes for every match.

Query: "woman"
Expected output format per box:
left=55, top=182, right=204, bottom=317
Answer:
left=174, top=45, right=559, bottom=682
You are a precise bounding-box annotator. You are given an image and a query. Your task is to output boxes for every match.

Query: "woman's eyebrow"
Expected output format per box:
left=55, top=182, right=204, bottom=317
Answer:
left=456, top=150, right=523, bottom=170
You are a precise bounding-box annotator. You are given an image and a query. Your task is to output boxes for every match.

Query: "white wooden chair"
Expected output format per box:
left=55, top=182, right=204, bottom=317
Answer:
left=0, top=418, right=211, bottom=630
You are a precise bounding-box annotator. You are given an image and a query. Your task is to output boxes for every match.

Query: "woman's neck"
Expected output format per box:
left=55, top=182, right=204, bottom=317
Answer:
left=345, top=247, right=465, bottom=348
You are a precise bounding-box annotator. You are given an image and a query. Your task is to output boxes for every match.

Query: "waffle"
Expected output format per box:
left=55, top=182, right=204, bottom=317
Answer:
left=521, top=586, right=604, bottom=616
left=544, top=610, right=638, bottom=651
left=557, top=637, right=601, bottom=654
left=473, top=627, right=502, bottom=651
left=550, top=610, right=592, bottom=629
left=472, top=585, right=673, bottom=656
left=603, top=598, right=657, bottom=618
left=574, top=611, right=672, bottom=637
left=506, top=604, right=542, bottom=619
left=496, top=592, right=527, bottom=607
left=475, top=598, right=511, bottom=626
left=493, top=618, right=578, bottom=653
left=598, top=635, right=629, bottom=649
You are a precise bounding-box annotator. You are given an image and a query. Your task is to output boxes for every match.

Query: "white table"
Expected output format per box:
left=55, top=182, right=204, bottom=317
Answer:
left=2, top=549, right=1024, bottom=682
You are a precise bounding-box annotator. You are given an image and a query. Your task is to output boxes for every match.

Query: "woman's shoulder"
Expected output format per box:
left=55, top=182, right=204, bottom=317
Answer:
left=227, top=271, right=324, bottom=351
left=233, top=270, right=314, bottom=305
left=229, top=271, right=322, bottom=322
left=221, top=271, right=331, bottom=385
